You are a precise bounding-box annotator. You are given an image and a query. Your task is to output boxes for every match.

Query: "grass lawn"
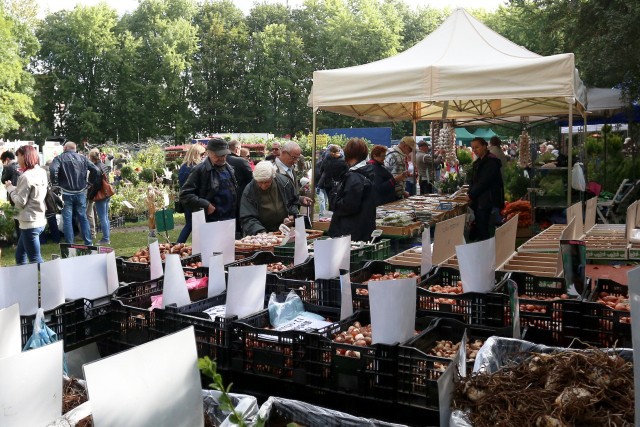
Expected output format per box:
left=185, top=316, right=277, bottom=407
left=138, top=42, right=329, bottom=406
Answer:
left=0, top=215, right=188, bottom=267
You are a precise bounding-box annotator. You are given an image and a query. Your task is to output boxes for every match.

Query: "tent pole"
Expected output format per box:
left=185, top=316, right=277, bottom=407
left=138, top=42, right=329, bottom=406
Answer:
left=567, top=104, right=573, bottom=206
left=412, top=109, right=417, bottom=195
left=583, top=113, right=587, bottom=185
left=311, top=109, right=317, bottom=221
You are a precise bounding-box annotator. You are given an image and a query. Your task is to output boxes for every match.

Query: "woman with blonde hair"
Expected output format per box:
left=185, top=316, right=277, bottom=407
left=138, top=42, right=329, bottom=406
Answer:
left=86, top=148, right=112, bottom=244
left=4, top=145, right=48, bottom=264
left=176, top=143, right=206, bottom=243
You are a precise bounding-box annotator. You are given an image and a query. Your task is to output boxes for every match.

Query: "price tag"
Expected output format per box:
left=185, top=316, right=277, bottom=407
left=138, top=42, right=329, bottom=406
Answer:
left=368, top=229, right=383, bottom=245
left=279, top=223, right=292, bottom=245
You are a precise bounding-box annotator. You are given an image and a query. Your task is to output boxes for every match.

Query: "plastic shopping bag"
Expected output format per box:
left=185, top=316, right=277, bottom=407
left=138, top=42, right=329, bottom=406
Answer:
left=24, top=308, right=68, bottom=375
left=571, top=163, right=586, bottom=191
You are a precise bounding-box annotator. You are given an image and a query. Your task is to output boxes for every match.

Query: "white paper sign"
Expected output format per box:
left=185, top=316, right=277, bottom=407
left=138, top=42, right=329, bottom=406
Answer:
left=0, top=263, right=39, bottom=315
left=0, top=340, right=63, bottom=427
left=339, top=269, right=353, bottom=320
left=495, top=214, right=518, bottom=268
left=432, top=214, right=466, bottom=265
left=627, top=202, right=639, bottom=242
left=0, top=304, right=21, bottom=359
left=83, top=327, right=203, bottom=427
left=369, top=278, right=416, bottom=344
left=294, top=216, right=309, bottom=266
left=106, top=251, right=120, bottom=295
left=162, top=255, right=191, bottom=308
left=560, top=216, right=576, bottom=242
left=628, top=266, right=640, bottom=427
left=273, top=315, right=333, bottom=332
left=314, top=235, right=350, bottom=279
left=207, top=253, right=226, bottom=298
left=40, top=259, right=65, bottom=311
left=200, top=219, right=235, bottom=266
left=421, top=228, right=432, bottom=277
left=58, top=253, right=110, bottom=300
left=203, top=305, right=226, bottom=320
left=226, top=265, right=267, bottom=318
left=149, top=241, right=163, bottom=280
left=438, top=349, right=459, bottom=427
left=191, top=210, right=206, bottom=255
left=584, top=197, right=597, bottom=233
left=456, top=238, right=496, bottom=293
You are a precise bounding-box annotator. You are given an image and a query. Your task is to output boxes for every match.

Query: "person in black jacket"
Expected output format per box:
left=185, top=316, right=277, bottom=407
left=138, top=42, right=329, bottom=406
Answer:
left=467, top=137, right=505, bottom=241
left=49, top=142, right=101, bottom=245
left=1, top=151, right=20, bottom=187
left=328, top=138, right=376, bottom=241
left=367, top=145, right=402, bottom=207
left=227, top=140, right=253, bottom=235
left=318, top=145, right=348, bottom=210
left=179, top=138, right=238, bottom=223
left=240, top=161, right=299, bottom=236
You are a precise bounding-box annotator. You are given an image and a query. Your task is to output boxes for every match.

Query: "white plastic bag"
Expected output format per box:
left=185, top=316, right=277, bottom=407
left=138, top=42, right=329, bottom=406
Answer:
left=571, top=163, right=586, bottom=191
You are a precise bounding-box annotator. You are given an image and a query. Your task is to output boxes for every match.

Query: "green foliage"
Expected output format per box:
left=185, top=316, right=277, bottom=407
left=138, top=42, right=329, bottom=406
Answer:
left=0, top=202, right=17, bottom=242
left=199, top=356, right=265, bottom=427
left=456, top=148, right=472, bottom=166
left=502, top=162, right=530, bottom=202
left=139, top=168, right=155, bottom=183
left=119, top=165, right=139, bottom=185
left=132, top=144, right=167, bottom=171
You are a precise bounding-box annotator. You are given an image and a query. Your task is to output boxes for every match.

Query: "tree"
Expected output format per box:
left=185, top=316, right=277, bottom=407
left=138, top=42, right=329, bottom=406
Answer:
left=0, top=2, right=38, bottom=137
left=191, top=0, right=249, bottom=134
left=36, top=5, right=119, bottom=143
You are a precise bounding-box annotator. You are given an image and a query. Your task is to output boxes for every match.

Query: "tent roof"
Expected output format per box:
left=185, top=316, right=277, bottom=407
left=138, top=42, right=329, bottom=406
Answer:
left=454, top=127, right=476, bottom=140
left=310, top=8, right=586, bottom=122
left=472, top=128, right=499, bottom=139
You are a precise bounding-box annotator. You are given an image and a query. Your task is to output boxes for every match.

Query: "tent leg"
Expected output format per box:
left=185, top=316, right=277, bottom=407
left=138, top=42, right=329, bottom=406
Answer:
left=311, top=109, right=317, bottom=221
left=568, top=104, right=573, bottom=206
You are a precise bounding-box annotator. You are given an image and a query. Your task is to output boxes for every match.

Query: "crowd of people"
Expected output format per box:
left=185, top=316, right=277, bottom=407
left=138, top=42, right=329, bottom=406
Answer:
left=2, top=141, right=114, bottom=265
left=1, top=132, right=532, bottom=265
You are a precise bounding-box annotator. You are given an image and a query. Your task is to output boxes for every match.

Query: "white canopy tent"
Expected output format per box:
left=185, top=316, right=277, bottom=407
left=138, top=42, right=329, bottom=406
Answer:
left=309, top=8, right=588, bottom=205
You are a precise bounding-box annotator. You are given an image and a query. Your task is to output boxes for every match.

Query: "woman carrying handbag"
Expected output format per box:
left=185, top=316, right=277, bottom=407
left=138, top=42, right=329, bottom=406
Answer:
left=87, top=149, right=115, bottom=245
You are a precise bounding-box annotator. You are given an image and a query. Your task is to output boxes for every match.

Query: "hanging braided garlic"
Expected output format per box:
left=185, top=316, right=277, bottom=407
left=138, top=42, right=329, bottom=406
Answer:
left=518, top=131, right=531, bottom=168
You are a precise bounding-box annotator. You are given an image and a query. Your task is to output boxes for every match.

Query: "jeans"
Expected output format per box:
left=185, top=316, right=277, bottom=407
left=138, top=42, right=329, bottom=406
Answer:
left=95, top=197, right=110, bottom=242
left=62, top=192, right=92, bottom=245
left=16, top=226, right=45, bottom=265
left=176, top=208, right=193, bottom=244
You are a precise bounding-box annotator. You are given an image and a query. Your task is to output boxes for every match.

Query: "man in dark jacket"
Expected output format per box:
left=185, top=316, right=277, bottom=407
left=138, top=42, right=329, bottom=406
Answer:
left=240, top=160, right=299, bottom=236
left=274, top=141, right=312, bottom=207
left=328, top=138, right=377, bottom=241
left=49, top=142, right=101, bottom=245
left=226, top=140, right=253, bottom=234
left=318, top=145, right=348, bottom=210
left=467, top=137, right=505, bottom=241
left=179, top=138, right=238, bottom=223
left=1, top=151, right=20, bottom=186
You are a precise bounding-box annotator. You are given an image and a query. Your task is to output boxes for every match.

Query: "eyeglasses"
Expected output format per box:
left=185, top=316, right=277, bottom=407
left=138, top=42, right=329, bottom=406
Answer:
left=284, top=151, right=302, bottom=161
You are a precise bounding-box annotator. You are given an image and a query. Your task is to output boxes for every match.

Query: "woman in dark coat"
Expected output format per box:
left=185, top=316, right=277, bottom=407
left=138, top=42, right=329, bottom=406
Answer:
left=467, top=137, right=505, bottom=241
left=367, top=145, right=402, bottom=207
left=328, top=138, right=376, bottom=242
left=319, top=145, right=348, bottom=209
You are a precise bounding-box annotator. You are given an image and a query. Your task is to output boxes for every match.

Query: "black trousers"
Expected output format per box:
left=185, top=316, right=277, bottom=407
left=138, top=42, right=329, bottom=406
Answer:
left=471, top=207, right=493, bottom=242
left=419, top=179, right=434, bottom=195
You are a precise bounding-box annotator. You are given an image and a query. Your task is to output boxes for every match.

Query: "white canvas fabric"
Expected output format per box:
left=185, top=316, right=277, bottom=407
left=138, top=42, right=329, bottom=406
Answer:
left=309, top=8, right=587, bottom=121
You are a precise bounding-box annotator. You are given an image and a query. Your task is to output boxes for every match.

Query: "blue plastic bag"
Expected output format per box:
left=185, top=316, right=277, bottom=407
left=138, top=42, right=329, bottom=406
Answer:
left=23, top=308, right=68, bottom=375
left=268, top=291, right=324, bottom=328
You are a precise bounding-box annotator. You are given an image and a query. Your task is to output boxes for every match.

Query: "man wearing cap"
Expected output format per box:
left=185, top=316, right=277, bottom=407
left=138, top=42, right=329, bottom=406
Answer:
left=239, top=160, right=299, bottom=236
left=384, top=136, right=415, bottom=198
left=179, top=138, right=238, bottom=223
left=227, top=139, right=253, bottom=233
left=416, top=139, right=442, bottom=194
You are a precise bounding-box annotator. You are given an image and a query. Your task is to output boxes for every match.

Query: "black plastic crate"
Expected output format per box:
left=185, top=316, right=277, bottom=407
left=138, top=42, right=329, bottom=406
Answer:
left=305, top=311, right=398, bottom=402
left=231, top=302, right=340, bottom=382
left=107, top=298, right=166, bottom=350
left=273, top=258, right=341, bottom=307
left=350, top=261, right=421, bottom=310
left=162, top=293, right=236, bottom=369
left=20, top=300, right=84, bottom=350
left=397, top=318, right=512, bottom=410
left=63, top=296, right=113, bottom=351
left=579, top=278, right=631, bottom=348
left=496, top=272, right=581, bottom=346
left=416, top=267, right=510, bottom=327
left=96, top=216, right=125, bottom=232
left=117, top=253, right=201, bottom=283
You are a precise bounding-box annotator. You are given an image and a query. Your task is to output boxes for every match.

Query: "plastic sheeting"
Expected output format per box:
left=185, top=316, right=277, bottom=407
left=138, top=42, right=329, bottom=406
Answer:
left=258, top=396, right=407, bottom=427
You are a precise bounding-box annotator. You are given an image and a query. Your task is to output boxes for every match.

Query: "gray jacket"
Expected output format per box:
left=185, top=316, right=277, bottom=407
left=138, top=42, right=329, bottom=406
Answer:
left=240, top=174, right=299, bottom=236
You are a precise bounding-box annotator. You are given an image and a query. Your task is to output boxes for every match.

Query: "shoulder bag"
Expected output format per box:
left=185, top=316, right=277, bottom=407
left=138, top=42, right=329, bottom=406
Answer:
left=94, top=175, right=115, bottom=201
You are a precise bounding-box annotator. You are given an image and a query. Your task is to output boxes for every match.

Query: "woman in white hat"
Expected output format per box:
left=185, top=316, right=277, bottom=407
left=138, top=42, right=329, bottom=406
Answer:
left=239, top=160, right=300, bottom=236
